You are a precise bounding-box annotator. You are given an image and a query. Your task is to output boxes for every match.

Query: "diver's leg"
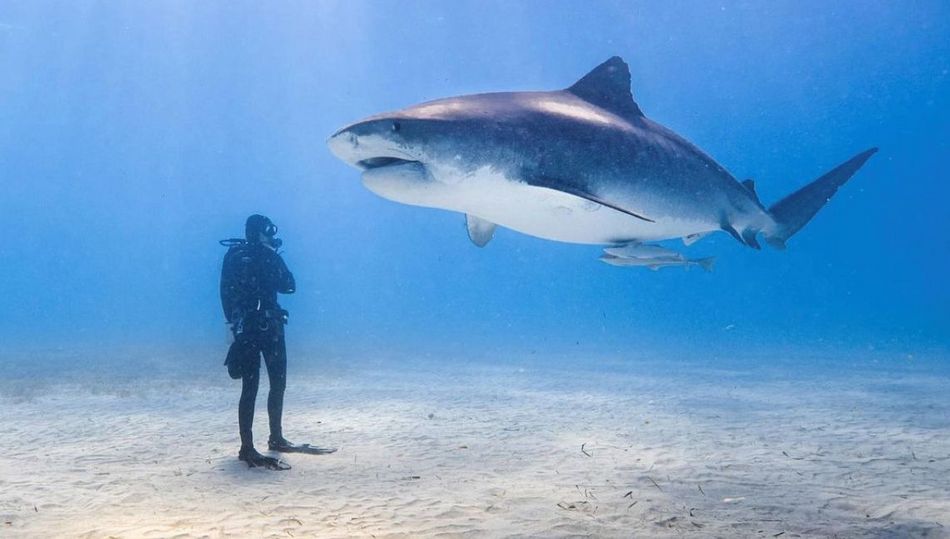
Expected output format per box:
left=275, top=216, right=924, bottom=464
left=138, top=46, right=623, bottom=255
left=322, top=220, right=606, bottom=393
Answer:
left=238, top=341, right=262, bottom=452
left=263, top=331, right=287, bottom=444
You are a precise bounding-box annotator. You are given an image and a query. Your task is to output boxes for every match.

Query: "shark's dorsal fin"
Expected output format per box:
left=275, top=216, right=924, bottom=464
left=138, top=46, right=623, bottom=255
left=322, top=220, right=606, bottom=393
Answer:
left=567, top=56, right=644, bottom=120
left=465, top=214, right=496, bottom=247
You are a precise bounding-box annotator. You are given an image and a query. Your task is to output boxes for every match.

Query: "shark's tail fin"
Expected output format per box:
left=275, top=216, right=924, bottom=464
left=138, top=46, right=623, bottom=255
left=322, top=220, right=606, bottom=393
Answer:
left=763, top=148, right=878, bottom=249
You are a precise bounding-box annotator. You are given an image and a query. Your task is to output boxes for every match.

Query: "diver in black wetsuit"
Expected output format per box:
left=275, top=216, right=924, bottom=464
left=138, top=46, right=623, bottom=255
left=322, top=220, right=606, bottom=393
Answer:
left=220, top=214, right=297, bottom=469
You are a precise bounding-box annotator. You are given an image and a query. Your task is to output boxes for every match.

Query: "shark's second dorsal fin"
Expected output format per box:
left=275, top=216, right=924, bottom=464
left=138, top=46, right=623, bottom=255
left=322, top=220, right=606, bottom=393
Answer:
left=741, top=179, right=761, bottom=204
left=567, top=56, right=644, bottom=121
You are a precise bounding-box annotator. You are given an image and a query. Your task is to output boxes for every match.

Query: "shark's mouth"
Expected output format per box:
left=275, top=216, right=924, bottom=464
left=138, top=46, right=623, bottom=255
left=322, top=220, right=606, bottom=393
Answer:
left=357, top=156, right=419, bottom=170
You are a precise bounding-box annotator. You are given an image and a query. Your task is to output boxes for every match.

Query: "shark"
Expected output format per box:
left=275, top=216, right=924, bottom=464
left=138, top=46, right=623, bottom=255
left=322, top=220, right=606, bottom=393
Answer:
left=327, top=56, right=876, bottom=264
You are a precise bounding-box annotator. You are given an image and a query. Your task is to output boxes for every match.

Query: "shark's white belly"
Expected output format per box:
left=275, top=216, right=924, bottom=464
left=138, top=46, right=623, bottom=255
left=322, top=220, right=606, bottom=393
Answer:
left=458, top=181, right=705, bottom=244
left=366, top=165, right=712, bottom=245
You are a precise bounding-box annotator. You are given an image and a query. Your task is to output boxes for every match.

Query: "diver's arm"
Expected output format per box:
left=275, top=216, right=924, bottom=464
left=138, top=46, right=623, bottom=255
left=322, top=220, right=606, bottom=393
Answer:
left=275, top=254, right=296, bottom=295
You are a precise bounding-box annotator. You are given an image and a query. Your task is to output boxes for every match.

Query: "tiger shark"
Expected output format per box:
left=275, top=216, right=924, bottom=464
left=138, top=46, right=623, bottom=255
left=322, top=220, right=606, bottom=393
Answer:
left=327, top=56, right=876, bottom=264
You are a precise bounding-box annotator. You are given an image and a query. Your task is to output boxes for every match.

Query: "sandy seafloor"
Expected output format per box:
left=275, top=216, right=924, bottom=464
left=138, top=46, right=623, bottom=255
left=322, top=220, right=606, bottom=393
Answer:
left=1, top=346, right=948, bottom=538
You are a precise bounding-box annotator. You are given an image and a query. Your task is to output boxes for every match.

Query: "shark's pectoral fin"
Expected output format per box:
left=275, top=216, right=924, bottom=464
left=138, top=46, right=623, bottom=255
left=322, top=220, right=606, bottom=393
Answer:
left=526, top=176, right=655, bottom=223
left=465, top=214, right=496, bottom=247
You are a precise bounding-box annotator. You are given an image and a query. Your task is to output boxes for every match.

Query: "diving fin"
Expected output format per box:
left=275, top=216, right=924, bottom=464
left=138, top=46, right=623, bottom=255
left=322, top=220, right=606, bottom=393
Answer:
left=269, top=439, right=337, bottom=455
left=238, top=448, right=291, bottom=470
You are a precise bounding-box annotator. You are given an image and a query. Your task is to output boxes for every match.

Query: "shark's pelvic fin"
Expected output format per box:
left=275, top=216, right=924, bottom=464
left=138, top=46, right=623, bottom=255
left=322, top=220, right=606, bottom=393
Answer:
left=721, top=220, right=761, bottom=250
left=720, top=220, right=744, bottom=244
left=741, top=228, right=761, bottom=250
left=528, top=176, right=655, bottom=223
left=764, top=148, right=878, bottom=249
left=566, top=56, right=644, bottom=122
left=465, top=214, right=496, bottom=247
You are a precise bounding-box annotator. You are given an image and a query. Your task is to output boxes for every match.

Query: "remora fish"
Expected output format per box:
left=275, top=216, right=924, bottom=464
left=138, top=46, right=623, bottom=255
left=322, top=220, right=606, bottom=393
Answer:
left=600, top=254, right=715, bottom=272
left=603, top=243, right=682, bottom=260
left=328, top=56, right=876, bottom=260
left=601, top=242, right=714, bottom=272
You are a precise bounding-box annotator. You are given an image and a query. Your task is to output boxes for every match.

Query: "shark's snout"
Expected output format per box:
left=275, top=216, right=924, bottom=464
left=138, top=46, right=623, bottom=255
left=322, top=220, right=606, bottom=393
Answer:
left=327, top=119, right=420, bottom=173
left=327, top=128, right=362, bottom=167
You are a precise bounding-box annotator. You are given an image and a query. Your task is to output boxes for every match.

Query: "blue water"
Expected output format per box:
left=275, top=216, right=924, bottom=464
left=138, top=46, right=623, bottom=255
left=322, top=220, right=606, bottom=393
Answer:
left=1, top=4, right=949, bottom=538
left=0, top=1, right=947, bottom=363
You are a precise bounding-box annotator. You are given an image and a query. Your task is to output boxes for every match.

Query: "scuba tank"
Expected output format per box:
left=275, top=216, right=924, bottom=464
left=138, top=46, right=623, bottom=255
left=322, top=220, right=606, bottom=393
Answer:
left=219, top=238, right=259, bottom=324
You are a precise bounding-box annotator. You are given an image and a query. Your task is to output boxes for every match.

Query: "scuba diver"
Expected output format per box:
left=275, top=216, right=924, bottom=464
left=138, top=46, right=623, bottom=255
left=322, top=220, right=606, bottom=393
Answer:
left=219, top=214, right=300, bottom=470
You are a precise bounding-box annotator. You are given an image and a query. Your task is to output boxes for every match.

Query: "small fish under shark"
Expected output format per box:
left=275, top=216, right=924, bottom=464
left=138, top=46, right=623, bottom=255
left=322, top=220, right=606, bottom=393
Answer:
left=327, top=56, right=877, bottom=270
left=601, top=254, right=715, bottom=272
left=601, top=243, right=713, bottom=272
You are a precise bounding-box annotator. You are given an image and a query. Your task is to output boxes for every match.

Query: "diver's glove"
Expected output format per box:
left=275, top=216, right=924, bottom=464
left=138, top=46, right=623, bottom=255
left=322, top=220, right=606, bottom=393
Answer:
left=229, top=309, right=247, bottom=335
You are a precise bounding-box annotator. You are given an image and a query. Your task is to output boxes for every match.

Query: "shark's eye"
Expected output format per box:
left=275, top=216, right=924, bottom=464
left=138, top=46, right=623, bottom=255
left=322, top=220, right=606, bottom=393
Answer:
left=391, top=121, right=401, bottom=132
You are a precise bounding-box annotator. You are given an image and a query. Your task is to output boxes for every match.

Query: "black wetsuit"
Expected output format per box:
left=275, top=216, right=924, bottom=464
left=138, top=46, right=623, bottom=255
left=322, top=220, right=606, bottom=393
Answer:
left=220, top=241, right=296, bottom=451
